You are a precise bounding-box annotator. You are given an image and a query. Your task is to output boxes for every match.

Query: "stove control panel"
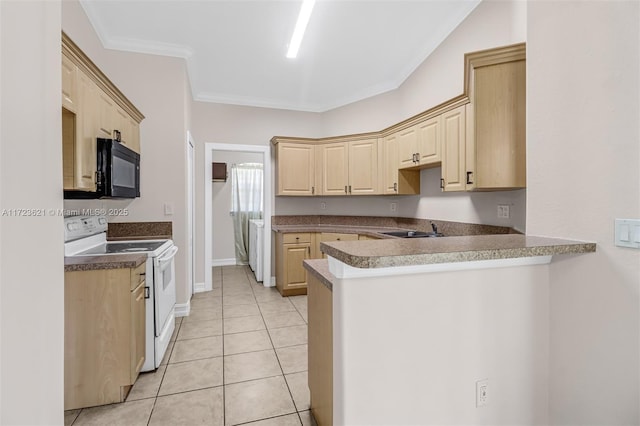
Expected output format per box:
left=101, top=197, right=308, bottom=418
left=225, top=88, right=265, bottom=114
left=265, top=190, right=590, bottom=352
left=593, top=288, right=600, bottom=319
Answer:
left=64, top=215, right=108, bottom=242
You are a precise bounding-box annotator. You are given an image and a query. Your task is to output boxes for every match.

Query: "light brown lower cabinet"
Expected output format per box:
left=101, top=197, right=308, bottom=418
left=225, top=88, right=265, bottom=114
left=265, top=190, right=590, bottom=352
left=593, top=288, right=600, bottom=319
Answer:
left=308, top=273, right=333, bottom=426
left=276, top=232, right=375, bottom=296
left=64, top=263, right=146, bottom=410
left=315, top=233, right=359, bottom=259
left=275, top=233, right=312, bottom=296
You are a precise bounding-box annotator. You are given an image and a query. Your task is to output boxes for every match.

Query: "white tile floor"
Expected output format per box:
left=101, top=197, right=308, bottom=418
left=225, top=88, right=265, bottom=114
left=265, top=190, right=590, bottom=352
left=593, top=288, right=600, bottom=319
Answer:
left=65, top=265, right=316, bottom=426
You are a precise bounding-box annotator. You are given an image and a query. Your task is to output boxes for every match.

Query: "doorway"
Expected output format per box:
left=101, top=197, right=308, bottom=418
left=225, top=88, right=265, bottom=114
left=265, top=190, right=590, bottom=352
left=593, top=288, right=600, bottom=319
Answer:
left=204, top=143, right=272, bottom=291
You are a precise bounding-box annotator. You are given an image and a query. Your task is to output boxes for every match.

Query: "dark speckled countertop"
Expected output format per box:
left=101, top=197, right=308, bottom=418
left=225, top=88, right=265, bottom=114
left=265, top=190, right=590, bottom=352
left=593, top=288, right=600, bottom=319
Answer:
left=304, top=259, right=335, bottom=290
left=320, top=234, right=596, bottom=269
left=64, top=254, right=147, bottom=272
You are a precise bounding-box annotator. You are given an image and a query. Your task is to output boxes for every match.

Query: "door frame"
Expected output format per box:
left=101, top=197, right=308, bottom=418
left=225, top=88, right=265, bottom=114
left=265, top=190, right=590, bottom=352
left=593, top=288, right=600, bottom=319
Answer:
left=187, top=131, right=196, bottom=295
left=204, top=143, right=272, bottom=291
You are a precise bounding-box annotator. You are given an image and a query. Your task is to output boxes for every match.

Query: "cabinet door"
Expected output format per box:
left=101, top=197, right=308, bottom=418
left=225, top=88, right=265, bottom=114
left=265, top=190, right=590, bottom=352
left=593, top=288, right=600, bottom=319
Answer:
left=130, top=281, right=145, bottom=382
left=75, top=72, right=98, bottom=191
left=277, top=143, right=316, bottom=196
left=397, top=126, right=418, bottom=169
left=348, top=139, right=378, bottom=195
left=441, top=106, right=467, bottom=192
left=320, top=142, right=348, bottom=196
left=471, top=59, right=526, bottom=190
left=283, top=243, right=311, bottom=291
left=61, top=55, right=77, bottom=113
left=416, top=116, right=441, bottom=165
left=381, top=134, right=398, bottom=194
left=112, top=106, right=141, bottom=154
left=128, top=118, right=141, bottom=154
left=113, top=105, right=129, bottom=143
left=97, top=88, right=115, bottom=139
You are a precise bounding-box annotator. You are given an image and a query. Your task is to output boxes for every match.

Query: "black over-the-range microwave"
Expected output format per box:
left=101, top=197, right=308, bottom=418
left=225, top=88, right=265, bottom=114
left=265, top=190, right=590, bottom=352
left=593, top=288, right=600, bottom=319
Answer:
left=64, top=138, right=140, bottom=199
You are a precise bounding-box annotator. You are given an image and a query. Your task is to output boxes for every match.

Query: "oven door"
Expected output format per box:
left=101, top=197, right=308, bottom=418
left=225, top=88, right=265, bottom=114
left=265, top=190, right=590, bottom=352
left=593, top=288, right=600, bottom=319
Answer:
left=153, top=245, right=178, bottom=337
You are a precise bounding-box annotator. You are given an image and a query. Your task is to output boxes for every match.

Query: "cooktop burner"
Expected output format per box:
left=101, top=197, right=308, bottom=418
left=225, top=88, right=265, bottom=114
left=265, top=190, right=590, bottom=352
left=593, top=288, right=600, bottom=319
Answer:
left=77, top=241, right=167, bottom=255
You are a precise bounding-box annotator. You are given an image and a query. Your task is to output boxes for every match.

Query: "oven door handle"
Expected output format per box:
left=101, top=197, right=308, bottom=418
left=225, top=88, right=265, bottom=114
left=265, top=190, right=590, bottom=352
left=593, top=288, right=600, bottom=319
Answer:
left=156, top=246, right=179, bottom=265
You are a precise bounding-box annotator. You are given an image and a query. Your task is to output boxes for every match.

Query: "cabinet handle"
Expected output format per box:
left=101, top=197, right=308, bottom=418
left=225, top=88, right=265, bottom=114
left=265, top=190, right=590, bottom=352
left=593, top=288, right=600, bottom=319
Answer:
left=466, top=171, right=474, bottom=185
left=113, top=129, right=121, bottom=142
left=307, top=246, right=311, bottom=255
left=345, top=185, right=348, bottom=194
left=440, top=178, right=445, bottom=190
left=415, top=153, right=420, bottom=163
left=348, top=185, right=352, bottom=194
left=311, top=186, right=315, bottom=195
left=412, top=153, right=416, bottom=163
left=144, top=286, right=150, bottom=299
left=393, top=182, right=397, bottom=192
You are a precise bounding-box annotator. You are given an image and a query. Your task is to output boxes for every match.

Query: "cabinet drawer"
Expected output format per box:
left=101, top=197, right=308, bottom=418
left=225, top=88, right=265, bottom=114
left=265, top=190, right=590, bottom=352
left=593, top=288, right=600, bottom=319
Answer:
left=283, top=233, right=312, bottom=244
left=130, top=263, right=146, bottom=290
left=320, top=232, right=358, bottom=242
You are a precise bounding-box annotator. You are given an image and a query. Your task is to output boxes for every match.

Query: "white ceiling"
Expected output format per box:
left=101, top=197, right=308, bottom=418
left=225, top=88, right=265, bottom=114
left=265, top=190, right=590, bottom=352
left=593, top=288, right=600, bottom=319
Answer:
left=80, top=0, right=481, bottom=112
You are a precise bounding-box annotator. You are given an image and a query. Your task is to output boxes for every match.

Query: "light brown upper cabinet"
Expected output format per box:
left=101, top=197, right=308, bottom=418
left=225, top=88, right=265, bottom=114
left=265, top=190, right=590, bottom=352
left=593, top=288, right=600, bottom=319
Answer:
left=380, top=135, right=399, bottom=195
left=61, top=54, right=78, bottom=113
left=319, top=142, right=348, bottom=196
left=397, top=126, right=418, bottom=169
left=416, top=116, right=441, bottom=165
left=398, top=117, right=441, bottom=170
left=275, top=142, right=317, bottom=196
left=440, top=105, right=467, bottom=192
left=380, top=134, right=420, bottom=195
left=272, top=43, right=526, bottom=196
left=465, top=43, right=526, bottom=190
left=347, top=139, right=378, bottom=195
left=61, top=32, right=144, bottom=192
left=318, top=139, right=379, bottom=196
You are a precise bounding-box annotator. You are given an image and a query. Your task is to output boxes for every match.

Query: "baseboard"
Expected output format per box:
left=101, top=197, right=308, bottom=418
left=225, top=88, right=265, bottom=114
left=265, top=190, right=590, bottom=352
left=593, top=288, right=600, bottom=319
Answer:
left=175, top=300, right=191, bottom=317
left=212, top=258, right=236, bottom=267
left=194, top=282, right=207, bottom=293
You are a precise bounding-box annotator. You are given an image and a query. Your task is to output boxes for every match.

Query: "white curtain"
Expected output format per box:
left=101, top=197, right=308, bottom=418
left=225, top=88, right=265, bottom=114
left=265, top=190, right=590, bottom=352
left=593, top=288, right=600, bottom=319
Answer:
left=230, top=163, right=263, bottom=264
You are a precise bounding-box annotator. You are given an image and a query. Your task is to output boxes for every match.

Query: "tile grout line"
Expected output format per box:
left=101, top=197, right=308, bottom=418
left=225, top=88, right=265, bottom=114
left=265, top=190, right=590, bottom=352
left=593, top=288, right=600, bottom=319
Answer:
left=221, top=268, right=227, bottom=426
left=248, top=267, right=302, bottom=420
left=146, top=315, right=182, bottom=425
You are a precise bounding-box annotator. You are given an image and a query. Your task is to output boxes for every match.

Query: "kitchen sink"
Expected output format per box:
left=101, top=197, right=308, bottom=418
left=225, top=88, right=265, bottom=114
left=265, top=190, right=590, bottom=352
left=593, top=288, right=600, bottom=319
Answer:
left=381, top=230, right=444, bottom=238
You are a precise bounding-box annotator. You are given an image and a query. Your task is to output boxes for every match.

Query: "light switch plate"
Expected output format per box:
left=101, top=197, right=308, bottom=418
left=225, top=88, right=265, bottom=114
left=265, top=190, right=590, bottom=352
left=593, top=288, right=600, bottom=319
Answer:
left=164, top=203, right=174, bottom=216
left=615, top=219, right=640, bottom=248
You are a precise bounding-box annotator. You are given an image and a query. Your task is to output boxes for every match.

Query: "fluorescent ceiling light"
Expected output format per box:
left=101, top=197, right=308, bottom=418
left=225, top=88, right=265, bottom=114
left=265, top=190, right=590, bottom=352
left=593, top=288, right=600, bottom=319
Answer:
left=286, top=0, right=316, bottom=59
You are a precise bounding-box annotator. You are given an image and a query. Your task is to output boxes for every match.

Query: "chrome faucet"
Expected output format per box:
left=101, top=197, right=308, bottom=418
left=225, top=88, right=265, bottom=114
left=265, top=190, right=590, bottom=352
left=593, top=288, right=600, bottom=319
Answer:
left=430, top=221, right=438, bottom=234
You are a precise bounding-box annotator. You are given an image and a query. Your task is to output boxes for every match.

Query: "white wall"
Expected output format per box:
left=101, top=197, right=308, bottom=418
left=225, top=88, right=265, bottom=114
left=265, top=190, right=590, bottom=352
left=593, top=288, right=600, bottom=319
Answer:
left=62, top=1, right=193, bottom=307
left=0, top=1, right=64, bottom=424
left=527, top=1, right=640, bottom=424
left=212, top=151, right=262, bottom=262
left=281, top=0, right=527, bottom=231
left=333, top=264, right=549, bottom=425
left=192, top=102, right=322, bottom=283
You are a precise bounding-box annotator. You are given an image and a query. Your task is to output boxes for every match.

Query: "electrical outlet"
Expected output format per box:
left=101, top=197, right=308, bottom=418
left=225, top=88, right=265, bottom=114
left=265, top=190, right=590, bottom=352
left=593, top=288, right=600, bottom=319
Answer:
left=320, top=202, right=326, bottom=210
left=390, top=202, right=397, bottom=212
left=476, top=379, right=489, bottom=407
left=497, top=204, right=510, bottom=219
left=164, top=203, right=174, bottom=216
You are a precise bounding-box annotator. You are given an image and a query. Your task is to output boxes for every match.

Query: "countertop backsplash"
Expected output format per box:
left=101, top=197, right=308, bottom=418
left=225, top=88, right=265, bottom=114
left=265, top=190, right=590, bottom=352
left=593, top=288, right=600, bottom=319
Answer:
left=107, top=221, right=173, bottom=241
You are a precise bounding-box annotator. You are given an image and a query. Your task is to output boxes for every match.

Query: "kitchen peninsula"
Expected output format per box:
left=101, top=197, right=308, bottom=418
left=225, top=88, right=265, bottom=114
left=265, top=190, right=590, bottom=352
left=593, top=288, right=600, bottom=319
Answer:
left=304, top=235, right=595, bottom=425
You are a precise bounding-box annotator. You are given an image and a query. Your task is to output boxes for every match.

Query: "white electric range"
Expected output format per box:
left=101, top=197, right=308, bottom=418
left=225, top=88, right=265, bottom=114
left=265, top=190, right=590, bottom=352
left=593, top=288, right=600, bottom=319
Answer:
left=64, top=215, right=178, bottom=372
